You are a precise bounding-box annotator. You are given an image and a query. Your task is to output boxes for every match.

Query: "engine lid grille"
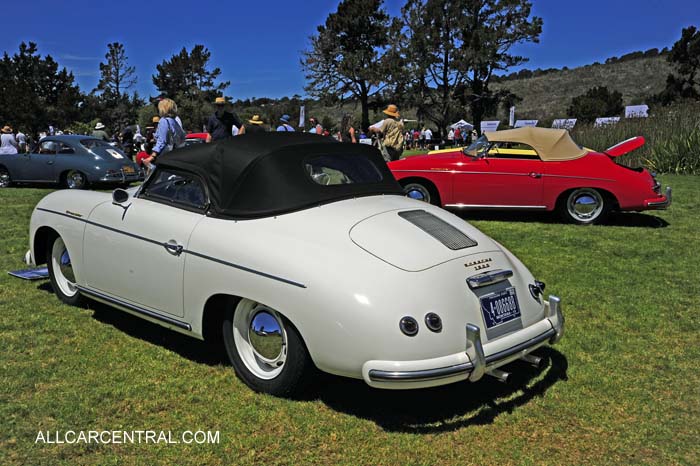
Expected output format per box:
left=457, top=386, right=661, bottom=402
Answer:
left=398, top=210, right=478, bottom=250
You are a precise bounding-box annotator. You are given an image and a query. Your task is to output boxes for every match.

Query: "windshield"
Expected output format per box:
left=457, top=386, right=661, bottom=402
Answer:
left=463, top=135, right=491, bottom=157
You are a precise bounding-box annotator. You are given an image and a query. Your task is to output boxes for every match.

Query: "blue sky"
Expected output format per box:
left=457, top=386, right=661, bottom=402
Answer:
left=3, top=1, right=698, bottom=100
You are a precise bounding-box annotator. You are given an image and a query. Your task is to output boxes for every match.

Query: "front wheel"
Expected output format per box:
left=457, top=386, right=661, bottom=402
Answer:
left=223, top=298, right=313, bottom=397
left=559, top=188, right=610, bottom=224
left=46, top=234, right=84, bottom=306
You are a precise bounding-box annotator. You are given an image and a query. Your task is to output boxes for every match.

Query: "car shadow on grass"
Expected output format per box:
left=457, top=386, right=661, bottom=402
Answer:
left=455, top=210, right=668, bottom=228
left=313, top=348, right=568, bottom=433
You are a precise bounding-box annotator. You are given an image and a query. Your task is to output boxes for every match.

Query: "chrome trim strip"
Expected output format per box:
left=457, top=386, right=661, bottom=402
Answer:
left=467, top=269, right=514, bottom=289
left=185, top=250, right=306, bottom=288
left=36, top=207, right=307, bottom=289
left=76, top=285, right=192, bottom=331
left=484, top=327, right=556, bottom=364
left=394, top=169, right=615, bottom=183
left=445, top=204, right=547, bottom=210
left=368, top=362, right=474, bottom=382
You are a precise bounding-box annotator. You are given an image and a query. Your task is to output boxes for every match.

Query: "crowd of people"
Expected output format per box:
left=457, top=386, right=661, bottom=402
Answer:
left=0, top=96, right=462, bottom=167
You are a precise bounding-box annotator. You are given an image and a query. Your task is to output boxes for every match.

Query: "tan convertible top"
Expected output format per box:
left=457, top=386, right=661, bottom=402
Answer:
left=484, top=127, right=588, bottom=161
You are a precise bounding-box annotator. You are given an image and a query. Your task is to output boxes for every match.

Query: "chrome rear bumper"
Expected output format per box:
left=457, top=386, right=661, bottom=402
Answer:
left=367, top=295, right=565, bottom=385
left=647, top=186, right=672, bottom=209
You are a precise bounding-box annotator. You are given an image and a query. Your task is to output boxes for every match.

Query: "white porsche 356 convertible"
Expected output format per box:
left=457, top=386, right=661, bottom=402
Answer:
left=27, top=133, right=564, bottom=396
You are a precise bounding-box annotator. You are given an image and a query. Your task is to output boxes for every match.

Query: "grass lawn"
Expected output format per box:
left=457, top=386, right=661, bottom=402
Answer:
left=1, top=176, right=698, bottom=465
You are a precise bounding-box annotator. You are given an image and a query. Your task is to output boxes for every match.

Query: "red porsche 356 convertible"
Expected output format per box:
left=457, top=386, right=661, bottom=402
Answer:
left=388, top=127, right=671, bottom=224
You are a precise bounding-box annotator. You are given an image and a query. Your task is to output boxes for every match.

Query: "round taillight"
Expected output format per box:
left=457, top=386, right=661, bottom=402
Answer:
left=424, top=313, right=442, bottom=332
left=399, top=316, right=419, bottom=336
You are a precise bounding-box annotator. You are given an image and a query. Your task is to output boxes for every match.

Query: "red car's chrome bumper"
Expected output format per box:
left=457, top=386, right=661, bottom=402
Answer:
left=644, top=186, right=672, bottom=210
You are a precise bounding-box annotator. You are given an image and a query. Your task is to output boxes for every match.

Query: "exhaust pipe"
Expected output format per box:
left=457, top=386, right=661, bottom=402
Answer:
left=520, top=354, right=544, bottom=368
left=486, top=368, right=510, bottom=383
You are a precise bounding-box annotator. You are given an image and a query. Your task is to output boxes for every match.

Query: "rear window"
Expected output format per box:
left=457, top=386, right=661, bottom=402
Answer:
left=305, top=154, right=383, bottom=186
left=81, top=139, right=113, bottom=150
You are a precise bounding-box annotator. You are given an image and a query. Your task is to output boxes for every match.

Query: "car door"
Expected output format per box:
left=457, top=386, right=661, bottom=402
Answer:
left=14, top=140, right=57, bottom=181
left=452, top=145, right=545, bottom=208
left=82, top=169, right=208, bottom=317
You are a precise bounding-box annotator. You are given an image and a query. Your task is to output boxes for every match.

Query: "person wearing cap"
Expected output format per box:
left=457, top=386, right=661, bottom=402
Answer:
left=369, top=104, right=404, bottom=161
left=92, top=122, right=109, bottom=142
left=206, top=97, right=244, bottom=142
left=0, top=126, right=19, bottom=155
left=308, top=116, right=323, bottom=135
left=276, top=114, right=295, bottom=132
left=245, top=115, right=267, bottom=134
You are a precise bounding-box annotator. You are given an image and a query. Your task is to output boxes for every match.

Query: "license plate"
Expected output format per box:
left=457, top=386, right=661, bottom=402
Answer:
left=122, top=166, right=135, bottom=174
left=480, top=287, right=521, bottom=329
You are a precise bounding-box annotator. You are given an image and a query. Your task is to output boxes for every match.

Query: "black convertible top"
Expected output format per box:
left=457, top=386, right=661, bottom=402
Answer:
left=155, top=132, right=403, bottom=219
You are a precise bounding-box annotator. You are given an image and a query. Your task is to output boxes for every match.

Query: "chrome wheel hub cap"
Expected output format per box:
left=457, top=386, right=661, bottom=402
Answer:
left=567, top=189, right=603, bottom=221
left=0, top=170, right=9, bottom=187
left=232, top=300, right=287, bottom=379
left=67, top=172, right=84, bottom=189
left=404, top=184, right=430, bottom=203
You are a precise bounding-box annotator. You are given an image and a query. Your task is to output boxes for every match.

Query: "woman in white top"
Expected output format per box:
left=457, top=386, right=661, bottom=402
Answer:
left=0, top=126, right=19, bottom=155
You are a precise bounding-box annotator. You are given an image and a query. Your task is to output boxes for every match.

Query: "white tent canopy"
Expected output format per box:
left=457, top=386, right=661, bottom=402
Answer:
left=450, top=119, right=473, bottom=130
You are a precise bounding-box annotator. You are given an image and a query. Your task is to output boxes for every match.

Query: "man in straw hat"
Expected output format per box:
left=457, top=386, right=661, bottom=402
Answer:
left=369, top=104, right=404, bottom=161
left=206, top=96, right=244, bottom=142
left=245, top=115, right=267, bottom=134
left=92, top=122, right=109, bottom=141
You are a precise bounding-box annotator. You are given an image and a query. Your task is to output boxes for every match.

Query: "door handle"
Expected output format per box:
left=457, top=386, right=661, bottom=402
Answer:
left=47, top=160, right=54, bottom=165
left=529, top=172, right=542, bottom=179
left=164, top=240, right=184, bottom=256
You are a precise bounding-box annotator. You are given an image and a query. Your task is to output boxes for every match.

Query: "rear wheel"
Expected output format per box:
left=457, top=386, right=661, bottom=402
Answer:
left=0, top=166, right=11, bottom=187
left=222, top=298, right=313, bottom=397
left=64, top=170, right=87, bottom=189
left=403, top=181, right=439, bottom=206
left=559, top=188, right=610, bottom=224
left=46, top=234, right=84, bottom=306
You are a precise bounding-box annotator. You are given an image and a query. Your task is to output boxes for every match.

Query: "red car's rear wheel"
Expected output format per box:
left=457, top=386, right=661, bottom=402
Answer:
left=560, top=188, right=610, bottom=224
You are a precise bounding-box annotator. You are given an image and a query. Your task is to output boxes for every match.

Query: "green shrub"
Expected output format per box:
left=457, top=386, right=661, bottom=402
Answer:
left=571, top=102, right=700, bottom=174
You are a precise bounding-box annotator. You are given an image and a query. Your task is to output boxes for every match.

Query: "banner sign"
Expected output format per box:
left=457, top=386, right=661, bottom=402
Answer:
left=514, top=119, right=538, bottom=128
left=552, top=119, right=577, bottom=130
left=625, top=105, right=649, bottom=118
left=299, top=106, right=305, bottom=128
left=594, top=117, right=620, bottom=127
left=509, top=106, right=515, bottom=127
left=481, top=121, right=500, bottom=132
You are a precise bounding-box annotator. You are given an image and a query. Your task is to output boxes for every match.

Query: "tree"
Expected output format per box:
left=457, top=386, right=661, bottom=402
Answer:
left=152, top=45, right=230, bottom=130
left=654, top=26, right=700, bottom=105
left=397, top=0, right=542, bottom=135
left=96, top=42, right=136, bottom=99
left=0, top=42, right=82, bottom=135
left=91, top=42, right=143, bottom=131
left=302, top=0, right=394, bottom=130
left=567, top=86, right=623, bottom=123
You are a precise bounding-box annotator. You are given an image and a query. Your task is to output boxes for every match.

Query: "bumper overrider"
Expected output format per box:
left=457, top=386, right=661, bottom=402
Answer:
left=363, top=295, right=565, bottom=389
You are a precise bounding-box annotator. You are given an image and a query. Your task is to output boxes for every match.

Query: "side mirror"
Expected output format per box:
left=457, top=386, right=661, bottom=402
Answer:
left=112, top=188, right=130, bottom=205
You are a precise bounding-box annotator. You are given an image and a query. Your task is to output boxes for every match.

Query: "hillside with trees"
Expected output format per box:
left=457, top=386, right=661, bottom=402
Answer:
left=490, top=52, right=673, bottom=121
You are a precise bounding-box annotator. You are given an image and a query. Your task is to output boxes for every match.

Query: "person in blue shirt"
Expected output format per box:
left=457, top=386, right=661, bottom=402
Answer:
left=143, top=98, right=186, bottom=169
left=276, top=115, right=295, bottom=132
